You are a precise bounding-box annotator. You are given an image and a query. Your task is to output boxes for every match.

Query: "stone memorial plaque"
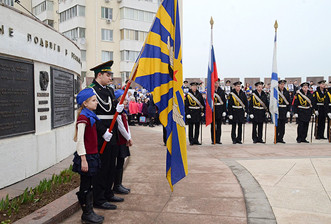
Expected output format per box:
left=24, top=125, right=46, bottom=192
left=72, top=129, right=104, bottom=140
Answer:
left=51, top=68, right=74, bottom=128
left=0, top=57, right=35, bottom=138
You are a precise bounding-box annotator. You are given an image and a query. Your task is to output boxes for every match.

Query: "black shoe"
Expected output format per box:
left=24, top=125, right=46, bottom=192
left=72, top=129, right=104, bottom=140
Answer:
left=113, top=185, right=129, bottom=194
left=94, top=202, right=117, bottom=210
left=258, top=140, right=265, bottom=144
left=77, top=191, right=104, bottom=224
left=108, top=195, right=124, bottom=202
left=302, top=140, right=309, bottom=143
left=189, top=142, right=194, bottom=146
left=320, top=137, right=327, bottom=139
left=216, top=142, right=222, bottom=144
left=277, top=140, right=286, bottom=144
left=120, top=184, right=130, bottom=192
left=297, top=140, right=301, bottom=143
left=236, top=141, right=242, bottom=144
left=194, top=142, right=202, bottom=145
left=232, top=141, right=237, bottom=144
left=253, top=140, right=258, bottom=144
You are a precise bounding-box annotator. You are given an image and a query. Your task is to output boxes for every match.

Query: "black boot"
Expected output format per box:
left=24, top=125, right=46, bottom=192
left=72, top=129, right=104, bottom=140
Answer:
left=113, top=169, right=130, bottom=194
left=77, top=191, right=104, bottom=224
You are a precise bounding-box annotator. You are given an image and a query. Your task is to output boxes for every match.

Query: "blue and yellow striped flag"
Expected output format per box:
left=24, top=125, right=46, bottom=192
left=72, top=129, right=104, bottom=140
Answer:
left=131, top=0, right=187, bottom=191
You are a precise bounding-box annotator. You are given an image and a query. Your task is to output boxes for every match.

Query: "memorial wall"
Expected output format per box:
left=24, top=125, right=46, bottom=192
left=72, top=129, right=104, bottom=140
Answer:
left=0, top=4, right=81, bottom=188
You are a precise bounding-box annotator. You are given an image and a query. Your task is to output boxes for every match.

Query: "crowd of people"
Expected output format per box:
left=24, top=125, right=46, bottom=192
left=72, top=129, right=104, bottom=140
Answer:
left=184, top=78, right=331, bottom=145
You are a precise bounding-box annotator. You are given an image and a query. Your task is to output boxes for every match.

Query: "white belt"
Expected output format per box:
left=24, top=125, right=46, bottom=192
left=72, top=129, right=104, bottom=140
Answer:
left=317, top=103, right=324, bottom=106
left=279, top=105, right=287, bottom=108
left=232, top=106, right=243, bottom=109
left=189, top=106, right=200, bottom=109
left=97, top=115, right=114, bottom=120
left=253, top=106, right=264, bottom=110
left=215, top=103, right=223, bottom=106
left=329, top=104, right=331, bottom=106
left=298, top=106, right=310, bottom=109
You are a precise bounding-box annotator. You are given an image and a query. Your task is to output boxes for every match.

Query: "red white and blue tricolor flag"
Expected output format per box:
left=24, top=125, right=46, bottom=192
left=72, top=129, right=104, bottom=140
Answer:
left=205, top=22, right=218, bottom=127
left=269, top=20, right=279, bottom=127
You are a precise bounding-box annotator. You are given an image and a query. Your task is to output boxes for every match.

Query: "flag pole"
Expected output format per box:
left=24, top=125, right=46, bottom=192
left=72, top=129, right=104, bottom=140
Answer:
left=210, top=17, right=216, bottom=145
left=273, top=20, right=278, bottom=145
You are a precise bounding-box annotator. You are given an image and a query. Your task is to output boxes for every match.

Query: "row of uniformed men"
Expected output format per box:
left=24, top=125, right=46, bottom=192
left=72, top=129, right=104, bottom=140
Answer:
left=185, top=79, right=331, bottom=145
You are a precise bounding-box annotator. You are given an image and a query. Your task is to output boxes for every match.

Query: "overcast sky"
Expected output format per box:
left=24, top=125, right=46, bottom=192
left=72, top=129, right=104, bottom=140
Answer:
left=182, top=0, right=331, bottom=80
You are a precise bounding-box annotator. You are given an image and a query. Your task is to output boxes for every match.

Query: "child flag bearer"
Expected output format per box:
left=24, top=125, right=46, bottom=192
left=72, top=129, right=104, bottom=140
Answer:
left=73, top=88, right=109, bottom=224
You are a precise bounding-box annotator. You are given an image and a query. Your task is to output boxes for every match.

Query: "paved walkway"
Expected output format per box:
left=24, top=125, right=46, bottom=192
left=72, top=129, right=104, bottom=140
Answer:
left=2, top=122, right=331, bottom=223
left=61, top=123, right=331, bottom=224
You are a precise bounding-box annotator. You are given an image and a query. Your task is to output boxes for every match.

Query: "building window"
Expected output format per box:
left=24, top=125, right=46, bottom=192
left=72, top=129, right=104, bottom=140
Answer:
left=63, top=27, right=85, bottom=40
left=101, top=7, right=113, bottom=19
left=102, top=51, right=113, bottom=62
left=60, top=5, right=85, bottom=23
left=43, top=19, right=54, bottom=27
left=81, top=50, right=86, bottom=61
left=120, top=29, right=147, bottom=42
left=120, top=50, right=140, bottom=62
left=0, top=0, right=14, bottom=6
left=121, top=72, right=130, bottom=82
left=120, top=7, right=155, bottom=22
left=101, top=29, right=113, bottom=41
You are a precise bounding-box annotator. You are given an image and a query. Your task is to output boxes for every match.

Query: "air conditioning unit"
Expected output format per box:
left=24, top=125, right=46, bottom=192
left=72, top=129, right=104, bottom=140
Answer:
left=106, top=19, right=112, bottom=24
left=105, top=0, right=110, bottom=3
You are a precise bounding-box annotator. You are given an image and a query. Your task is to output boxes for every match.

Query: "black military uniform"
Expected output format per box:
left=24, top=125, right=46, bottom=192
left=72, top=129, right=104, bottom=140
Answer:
left=293, top=82, right=313, bottom=143
left=325, top=84, right=331, bottom=140
left=313, top=80, right=327, bottom=139
left=211, top=85, right=227, bottom=144
left=185, top=82, right=205, bottom=145
left=89, top=61, right=123, bottom=210
left=228, top=81, right=248, bottom=144
left=249, top=82, right=268, bottom=143
left=277, top=80, right=291, bottom=143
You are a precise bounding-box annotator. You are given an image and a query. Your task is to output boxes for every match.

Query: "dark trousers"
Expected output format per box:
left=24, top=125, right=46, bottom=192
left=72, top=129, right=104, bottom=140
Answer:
left=316, top=113, right=326, bottom=138
left=252, top=121, right=263, bottom=142
left=231, top=122, right=243, bottom=142
left=163, top=126, right=167, bottom=145
left=327, top=118, right=331, bottom=140
left=93, top=145, right=118, bottom=205
left=211, top=119, right=222, bottom=143
left=276, top=119, right=286, bottom=141
left=80, top=175, right=93, bottom=193
left=188, top=122, right=200, bottom=144
left=297, top=120, right=309, bottom=142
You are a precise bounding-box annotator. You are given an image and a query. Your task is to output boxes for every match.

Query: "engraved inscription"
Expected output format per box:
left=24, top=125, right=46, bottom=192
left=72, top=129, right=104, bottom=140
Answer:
left=51, top=68, right=74, bottom=128
left=0, top=57, right=35, bottom=138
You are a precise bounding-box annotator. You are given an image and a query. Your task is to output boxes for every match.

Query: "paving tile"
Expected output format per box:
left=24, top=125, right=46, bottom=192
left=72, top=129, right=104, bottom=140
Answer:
left=163, top=196, right=246, bottom=218
left=273, top=207, right=331, bottom=224
left=155, top=213, right=246, bottom=224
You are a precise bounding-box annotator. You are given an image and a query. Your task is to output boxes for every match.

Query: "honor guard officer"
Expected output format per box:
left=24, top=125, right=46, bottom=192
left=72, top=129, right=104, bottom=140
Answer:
left=228, top=81, right=248, bottom=144
left=313, top=80, right=327, bottom=139
left=211, top=78, right=227, bottom=144
left=182, top=80, right=190, bottom=94
left=276, top=80, right=291, bottom=143
left=325, top=82, right=331, bottom=140
left=249, top=81, right=269, bottom=144
left=293, top=82, right=314, bottom=143
left=88, top=60, right=125, bottom=210
left=185, top=82, right=205, bottom=145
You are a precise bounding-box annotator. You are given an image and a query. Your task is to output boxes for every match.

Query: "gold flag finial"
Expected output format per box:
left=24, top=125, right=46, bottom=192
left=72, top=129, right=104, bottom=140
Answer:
left=210, top=16, right=214, bottom=29
left=274, top=20, right=278, bottom=31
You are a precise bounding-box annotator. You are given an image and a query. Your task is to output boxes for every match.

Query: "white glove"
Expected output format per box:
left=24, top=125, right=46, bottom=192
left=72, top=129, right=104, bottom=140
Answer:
left=286, top=112, right=290, bottom=118
left=244, top=112, right=247, bottom=117
left=229, top=115, right=233, bottom=120
left=201, top=113, right=204, bottom=117
left=265, top=113, right=270, bottom=118
left=293, top=114, right=298, bottom=118
left=116, top=104, right=124, bottom=113
left=186, top=114, right=191, bottom=119
left=102, top=129, right=113, bottom=142
left=328, top=113, right=331, bottom=119
left=222, top=112, right=226, bottom=117
left=315, top=111, right=319, bottom=116
left=249, top=114, right=254, bottom=119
